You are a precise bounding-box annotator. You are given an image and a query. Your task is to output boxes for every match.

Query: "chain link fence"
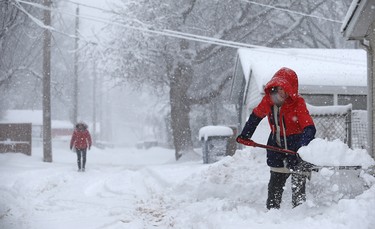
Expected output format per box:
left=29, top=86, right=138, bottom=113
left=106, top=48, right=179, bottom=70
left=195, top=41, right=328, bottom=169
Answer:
left=308, top=104, right=367, bottom=149
left=311, top=113, right=351, bottom=146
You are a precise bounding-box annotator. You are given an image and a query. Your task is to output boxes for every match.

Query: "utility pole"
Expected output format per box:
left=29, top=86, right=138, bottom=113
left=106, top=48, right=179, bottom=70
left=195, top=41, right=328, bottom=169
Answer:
left=368, top=26, right=375, bottom=159
left=72, top=4, right=80, bottom=124
left=42, top=0, right=52, bottom=162
left=92, top=60, right=97, bottom=145
left=99, top=72, right=104, bottom=143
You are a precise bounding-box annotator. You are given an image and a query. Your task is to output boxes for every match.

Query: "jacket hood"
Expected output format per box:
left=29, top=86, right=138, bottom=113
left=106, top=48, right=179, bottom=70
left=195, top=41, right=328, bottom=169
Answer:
left=75, top=122, right=88, bottom=130
left=264, top=67, right=298, bottom=100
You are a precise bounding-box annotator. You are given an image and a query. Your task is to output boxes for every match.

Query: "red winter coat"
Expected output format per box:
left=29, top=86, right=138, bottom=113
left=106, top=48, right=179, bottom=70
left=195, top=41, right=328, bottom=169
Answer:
left=253, top=67, right=314, bottom=137
left=70, top=129, right=92, bottom=150
left=238, top=67, right=316, bottom=168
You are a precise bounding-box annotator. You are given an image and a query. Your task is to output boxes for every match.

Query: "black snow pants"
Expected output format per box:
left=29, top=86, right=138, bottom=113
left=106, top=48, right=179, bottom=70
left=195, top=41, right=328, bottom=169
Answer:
left=76, top=148, right=87, bottom=170
left=266, top=171, right=306, bottom=209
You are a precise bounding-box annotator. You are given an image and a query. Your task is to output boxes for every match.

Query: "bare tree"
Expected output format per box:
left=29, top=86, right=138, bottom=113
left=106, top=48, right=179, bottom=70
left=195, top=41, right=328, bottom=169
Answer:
left=0, top=1, right=44, bottom=116
left=0, top=0, right=83, bottom=122
left=105, top=0, right=354, bottom=160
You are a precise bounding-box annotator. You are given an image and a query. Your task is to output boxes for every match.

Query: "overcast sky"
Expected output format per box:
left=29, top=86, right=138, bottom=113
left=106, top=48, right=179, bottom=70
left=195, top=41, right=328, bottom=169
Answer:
left=62, top=0, right=119, bottom=39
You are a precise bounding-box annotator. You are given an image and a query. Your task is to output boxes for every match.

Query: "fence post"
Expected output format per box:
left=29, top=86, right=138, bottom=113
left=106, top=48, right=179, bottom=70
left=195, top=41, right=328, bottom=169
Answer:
left=346, top=108, right=352, bottom=148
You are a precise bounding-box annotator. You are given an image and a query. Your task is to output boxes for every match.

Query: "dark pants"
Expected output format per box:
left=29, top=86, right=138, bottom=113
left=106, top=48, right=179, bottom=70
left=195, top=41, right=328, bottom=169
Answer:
left=76, top=148, right=87, bottom=169
left=266, top=171, right=306, bottom=209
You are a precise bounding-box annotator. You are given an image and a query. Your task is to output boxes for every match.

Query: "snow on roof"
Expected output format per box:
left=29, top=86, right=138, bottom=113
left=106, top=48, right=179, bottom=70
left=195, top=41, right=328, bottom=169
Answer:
left=238, top=48, right=367, bottom=93
left=1, top=110, right=73, bottom=128
left=52, top=120, right=74, bottom=129
left=1, top=110, right=43, bottom=125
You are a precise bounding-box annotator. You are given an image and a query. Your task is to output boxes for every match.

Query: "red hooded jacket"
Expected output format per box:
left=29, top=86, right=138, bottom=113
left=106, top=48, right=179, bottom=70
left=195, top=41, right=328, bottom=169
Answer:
left=70, top=125, right=92, bottom=150
left=254, top=67, right=314, bottom=136
left=238, top=67, right=316, bottom=168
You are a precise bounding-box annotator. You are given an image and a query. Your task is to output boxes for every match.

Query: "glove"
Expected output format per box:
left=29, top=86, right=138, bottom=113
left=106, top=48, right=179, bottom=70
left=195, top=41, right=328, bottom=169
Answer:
left=289, top=155, right=315, bottom=172
left=236, top=135, right=256, bottom=147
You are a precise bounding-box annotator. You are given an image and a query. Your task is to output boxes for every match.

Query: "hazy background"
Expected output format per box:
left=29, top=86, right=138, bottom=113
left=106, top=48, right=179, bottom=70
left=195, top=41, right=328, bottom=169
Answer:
left=0, top=0, right=358, bottom=149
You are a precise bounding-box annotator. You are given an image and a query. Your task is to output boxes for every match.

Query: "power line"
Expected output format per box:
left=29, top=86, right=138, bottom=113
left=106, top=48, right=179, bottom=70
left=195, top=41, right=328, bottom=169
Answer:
left=61, top=0, right=111, bottom=13
left=13, top=0, right=361, bottom=66
left=14, top=0, right=344, bottom=52
left=62, top=0, right=343, bottom=24
left=13, top=0, right=267, bottom=50
left=239, top=0, right=343, bottom=23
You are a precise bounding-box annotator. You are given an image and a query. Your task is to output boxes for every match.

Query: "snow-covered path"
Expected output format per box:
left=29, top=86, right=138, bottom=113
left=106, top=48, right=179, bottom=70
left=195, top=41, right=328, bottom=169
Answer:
left=0, top=147, right=175, bottom=228
left=1, top=145, right=375, bottom=229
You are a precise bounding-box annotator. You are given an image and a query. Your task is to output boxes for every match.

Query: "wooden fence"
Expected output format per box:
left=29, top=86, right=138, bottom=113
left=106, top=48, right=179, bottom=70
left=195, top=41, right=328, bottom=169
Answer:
left=0, top=123, right=32, bottom=155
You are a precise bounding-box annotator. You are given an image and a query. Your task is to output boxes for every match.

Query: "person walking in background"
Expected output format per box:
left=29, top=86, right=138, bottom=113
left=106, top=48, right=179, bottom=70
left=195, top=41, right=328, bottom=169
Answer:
left=236, top=67, right=316, bottom=209
left=70, top=122, right=92, bottom=172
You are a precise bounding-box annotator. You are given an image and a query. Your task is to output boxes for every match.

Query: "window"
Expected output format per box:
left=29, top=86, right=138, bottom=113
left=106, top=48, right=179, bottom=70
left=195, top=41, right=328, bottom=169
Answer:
left=301, top=94, right=334, bottom=106
left=338, top=95, right=367, bottom=110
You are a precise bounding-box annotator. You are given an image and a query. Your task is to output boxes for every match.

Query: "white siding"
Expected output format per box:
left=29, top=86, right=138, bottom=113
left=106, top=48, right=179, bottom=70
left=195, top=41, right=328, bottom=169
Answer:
left=243, top=72, right=262, bottom=121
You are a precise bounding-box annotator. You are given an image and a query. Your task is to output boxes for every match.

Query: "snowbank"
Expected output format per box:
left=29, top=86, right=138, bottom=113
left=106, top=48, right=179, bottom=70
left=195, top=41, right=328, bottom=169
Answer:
left=298, top=138, right=375, bottom=168
left=140, top=148, right=375, bottom=228
left=1, top=144, right=375, bottom=229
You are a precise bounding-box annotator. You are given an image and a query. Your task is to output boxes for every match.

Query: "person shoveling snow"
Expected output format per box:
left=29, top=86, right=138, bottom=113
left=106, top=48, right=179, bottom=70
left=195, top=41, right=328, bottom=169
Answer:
left=236, top=67, right=316, bottom=210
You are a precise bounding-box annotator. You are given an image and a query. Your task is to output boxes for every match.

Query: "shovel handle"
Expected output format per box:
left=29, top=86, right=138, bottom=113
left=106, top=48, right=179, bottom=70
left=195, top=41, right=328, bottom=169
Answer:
left=237, top=138, right=297, bottom=155
left=254, top=142, right=297, bottom=155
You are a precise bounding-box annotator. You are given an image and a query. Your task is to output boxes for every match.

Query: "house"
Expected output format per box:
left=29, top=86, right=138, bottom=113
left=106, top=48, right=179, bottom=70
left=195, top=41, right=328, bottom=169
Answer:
left=231, top=48, right=367, bottom=127
left=1, top=110, right=44, bottom=139
left=341, top=0, right=375, bottom=158
left=50, top=120, right=74, bottom=140
left=0, top=110, right=74, bottom=144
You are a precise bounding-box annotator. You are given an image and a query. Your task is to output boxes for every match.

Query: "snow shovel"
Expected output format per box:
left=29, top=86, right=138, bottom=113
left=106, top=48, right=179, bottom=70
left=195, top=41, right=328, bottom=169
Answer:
left=236, top=138, right=363, bottom=171
left=236, top=138, right=297, bottom=155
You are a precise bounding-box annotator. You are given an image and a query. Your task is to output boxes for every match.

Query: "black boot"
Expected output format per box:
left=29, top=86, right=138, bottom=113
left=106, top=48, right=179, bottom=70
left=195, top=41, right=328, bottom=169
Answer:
left=77, top=150, right=82, bottom=172
left=266, top=171, right=290, bottom=209
left=292, top=173, right=307, bottom=207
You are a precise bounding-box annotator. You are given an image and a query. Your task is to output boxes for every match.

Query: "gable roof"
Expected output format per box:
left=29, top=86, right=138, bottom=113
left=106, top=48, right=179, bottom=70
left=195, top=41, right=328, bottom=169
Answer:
left=1, top=110, right=43, bottom=125
left=237, top=48, right=367, bottom=94
left=0, top=110, right=73, bottom=128
left=341, top=0, right=375, bottom=40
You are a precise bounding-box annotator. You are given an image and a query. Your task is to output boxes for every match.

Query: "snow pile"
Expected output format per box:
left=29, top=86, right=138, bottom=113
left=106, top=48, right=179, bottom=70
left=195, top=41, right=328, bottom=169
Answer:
left=171, top=149, right=269, bottom=202
left=1, top=144, right=375, bottom=228
left=298, top=138, right=375, bottom=168
left=198, top=125, right=233, bottom=141
left=308, top=168, right=372, bottom=206
left=139, top=148, right=375, bottom=228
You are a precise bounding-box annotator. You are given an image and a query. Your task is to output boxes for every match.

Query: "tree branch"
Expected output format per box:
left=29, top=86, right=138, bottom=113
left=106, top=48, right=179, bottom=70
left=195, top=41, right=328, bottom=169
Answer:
left=182, top=0, right=197, bottom=23
left=188, top=74, right=232, bottom=105
left=194, top=6, right=274, bottom=64
left=266, top=1, right=326, bottom=47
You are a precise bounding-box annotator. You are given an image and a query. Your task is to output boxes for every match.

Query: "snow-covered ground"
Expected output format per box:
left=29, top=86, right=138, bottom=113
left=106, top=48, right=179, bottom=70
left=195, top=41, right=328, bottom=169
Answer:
left=1, top=140, right=375, bottom=229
